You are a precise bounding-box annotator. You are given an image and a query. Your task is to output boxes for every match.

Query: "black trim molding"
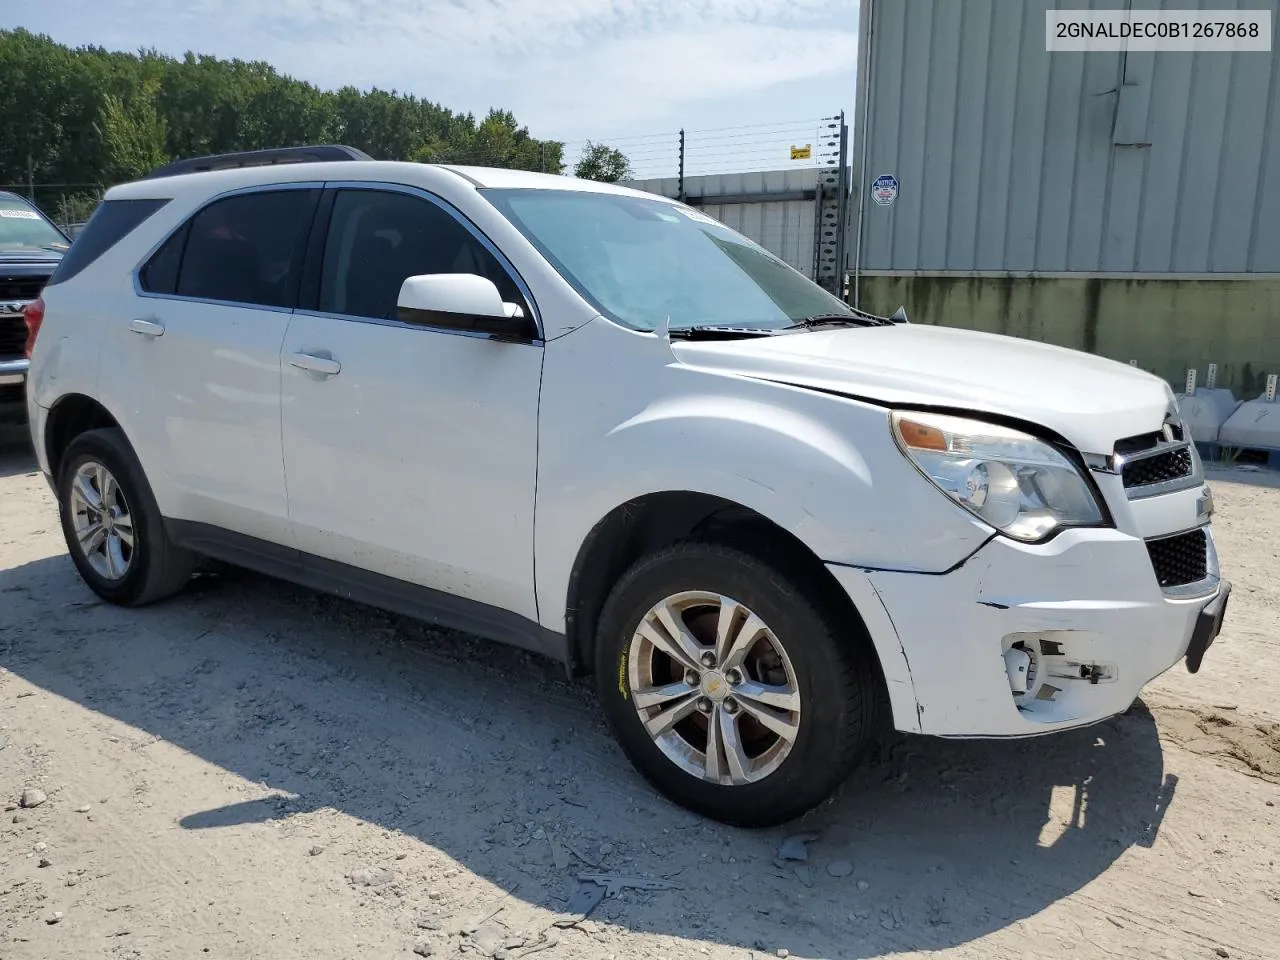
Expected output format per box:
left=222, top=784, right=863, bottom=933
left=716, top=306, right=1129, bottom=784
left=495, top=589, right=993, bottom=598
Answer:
left=166, top=520, right=566, bottom=661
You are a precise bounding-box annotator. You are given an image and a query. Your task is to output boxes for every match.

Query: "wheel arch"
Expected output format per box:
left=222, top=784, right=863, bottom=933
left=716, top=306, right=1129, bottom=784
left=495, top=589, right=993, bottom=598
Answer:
left=43, top=393, right=125, bottom=481
left=563, top=490, right=890, bottom=710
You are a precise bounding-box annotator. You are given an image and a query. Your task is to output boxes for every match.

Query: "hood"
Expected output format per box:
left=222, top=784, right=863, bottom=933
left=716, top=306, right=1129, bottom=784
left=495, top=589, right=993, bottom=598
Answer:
left=670, top=324, right=1175, bottom=454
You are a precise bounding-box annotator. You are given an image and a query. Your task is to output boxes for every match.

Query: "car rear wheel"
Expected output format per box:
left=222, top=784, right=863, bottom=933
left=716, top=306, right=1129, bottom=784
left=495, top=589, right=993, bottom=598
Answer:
left=595, top=541, right=879, bottom=827
left=57, top=428, right=196, bottom=606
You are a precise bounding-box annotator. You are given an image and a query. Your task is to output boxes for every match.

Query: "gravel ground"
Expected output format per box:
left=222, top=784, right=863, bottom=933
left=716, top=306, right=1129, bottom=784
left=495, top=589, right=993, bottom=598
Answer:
left=1, top=425, right=1277, bottom=960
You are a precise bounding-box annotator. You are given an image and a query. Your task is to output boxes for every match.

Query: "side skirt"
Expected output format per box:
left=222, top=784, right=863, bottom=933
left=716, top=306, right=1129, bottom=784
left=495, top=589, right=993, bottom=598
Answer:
left=165, top=520, right=567, bottom=662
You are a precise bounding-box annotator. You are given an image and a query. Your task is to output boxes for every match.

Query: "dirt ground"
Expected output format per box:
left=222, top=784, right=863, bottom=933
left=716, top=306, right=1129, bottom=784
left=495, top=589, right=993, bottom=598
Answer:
left=1, top=425, right=1277, bottom=960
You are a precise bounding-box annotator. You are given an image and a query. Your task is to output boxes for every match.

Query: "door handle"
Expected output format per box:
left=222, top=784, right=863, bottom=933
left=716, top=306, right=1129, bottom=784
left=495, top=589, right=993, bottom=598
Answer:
left=130, top=317, right=165, bottom=337
left=289, top=352, right=342, bottom=377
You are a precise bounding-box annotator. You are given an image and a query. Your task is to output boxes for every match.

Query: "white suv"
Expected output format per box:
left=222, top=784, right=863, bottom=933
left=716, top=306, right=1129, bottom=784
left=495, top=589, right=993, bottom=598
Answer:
left=24, top=145, right=1230, bottom=826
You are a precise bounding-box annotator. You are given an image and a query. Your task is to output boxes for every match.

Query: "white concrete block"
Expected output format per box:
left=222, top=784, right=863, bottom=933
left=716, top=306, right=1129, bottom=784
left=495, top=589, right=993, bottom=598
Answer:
left=1175, top=388, right=1240, bottom=443
left=1219, top=396, right=1280, bottom=450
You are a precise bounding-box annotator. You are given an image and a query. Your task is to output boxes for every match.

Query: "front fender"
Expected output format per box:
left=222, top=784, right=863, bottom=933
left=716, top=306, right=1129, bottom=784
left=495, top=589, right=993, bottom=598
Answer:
left=534, top=321, right=992, bottom=635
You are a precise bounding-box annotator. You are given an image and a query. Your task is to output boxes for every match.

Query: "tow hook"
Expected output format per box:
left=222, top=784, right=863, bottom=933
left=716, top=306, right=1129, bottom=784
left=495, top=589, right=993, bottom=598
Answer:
left=1079, top=663, right=1107, bottom=685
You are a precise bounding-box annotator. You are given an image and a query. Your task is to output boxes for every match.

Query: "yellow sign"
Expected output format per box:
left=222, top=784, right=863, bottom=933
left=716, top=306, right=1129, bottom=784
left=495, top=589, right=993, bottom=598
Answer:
left=790, top=144, right=812, bottom=160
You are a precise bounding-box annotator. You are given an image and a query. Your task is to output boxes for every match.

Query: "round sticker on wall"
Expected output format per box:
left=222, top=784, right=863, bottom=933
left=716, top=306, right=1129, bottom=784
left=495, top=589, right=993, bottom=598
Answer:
left=871, top=174, right=899, bottom=206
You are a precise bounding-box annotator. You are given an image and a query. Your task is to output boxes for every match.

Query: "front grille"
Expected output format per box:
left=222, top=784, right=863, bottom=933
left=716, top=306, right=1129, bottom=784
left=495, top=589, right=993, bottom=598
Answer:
left=0, top=276, right=44, bottom=300
left=1122, top=447, right=1193, bottom=488
left=0, top=314, right=26, bottom=357
left=1147, top=528, right=1208, bottom=588
left=0, top=273, right=43, bottom=359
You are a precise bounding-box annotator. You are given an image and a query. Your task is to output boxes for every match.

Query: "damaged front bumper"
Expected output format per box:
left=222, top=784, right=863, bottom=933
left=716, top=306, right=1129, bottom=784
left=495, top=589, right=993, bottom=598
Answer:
left=827, top=523, right=1228, bottom=738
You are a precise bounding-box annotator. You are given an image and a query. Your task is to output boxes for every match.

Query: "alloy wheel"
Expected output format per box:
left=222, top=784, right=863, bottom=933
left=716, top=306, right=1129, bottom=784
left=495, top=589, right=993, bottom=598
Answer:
left=68, top=460, right=135, bottom=581
left=627, top=590, right=802, bottom=786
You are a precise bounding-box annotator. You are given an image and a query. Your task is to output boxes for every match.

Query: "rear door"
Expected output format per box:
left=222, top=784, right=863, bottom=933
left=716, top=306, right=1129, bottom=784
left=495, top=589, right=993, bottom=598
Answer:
left=100, top=185, right=320, bottom=546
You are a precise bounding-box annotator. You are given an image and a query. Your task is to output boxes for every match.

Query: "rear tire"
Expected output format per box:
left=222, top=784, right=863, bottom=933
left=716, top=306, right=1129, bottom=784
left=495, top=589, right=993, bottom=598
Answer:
left=595, top=541, right=879, bottom=827
left=57, top=428, right=196, bottom=606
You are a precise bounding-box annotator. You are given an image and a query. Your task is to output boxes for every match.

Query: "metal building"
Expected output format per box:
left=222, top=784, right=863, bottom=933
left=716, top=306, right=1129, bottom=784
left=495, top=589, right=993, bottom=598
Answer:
left=849, top=0, right=1280, bottom=394
left=627, top=169, right=823, bottom=277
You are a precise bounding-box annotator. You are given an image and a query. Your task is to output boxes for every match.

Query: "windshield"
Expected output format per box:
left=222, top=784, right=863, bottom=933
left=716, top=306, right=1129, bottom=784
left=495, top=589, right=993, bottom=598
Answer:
left=483, top=188, right=853, bottom=332
left=0, top=196, right=69, bottom=253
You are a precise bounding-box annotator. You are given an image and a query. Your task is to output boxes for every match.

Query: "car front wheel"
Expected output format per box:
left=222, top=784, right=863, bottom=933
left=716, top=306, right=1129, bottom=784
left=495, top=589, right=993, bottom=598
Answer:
left=595, top=541, right=880, bottom=827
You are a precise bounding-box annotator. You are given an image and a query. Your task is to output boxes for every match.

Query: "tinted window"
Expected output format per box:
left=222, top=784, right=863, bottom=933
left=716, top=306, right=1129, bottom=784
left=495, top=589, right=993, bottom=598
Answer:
left=46, top=198, right=168, bottom=286
left=318, top=189, right=523, bottom=321
left=176, top=190, right=318, bottom=309
left=139, top=223, right=188, bottom=295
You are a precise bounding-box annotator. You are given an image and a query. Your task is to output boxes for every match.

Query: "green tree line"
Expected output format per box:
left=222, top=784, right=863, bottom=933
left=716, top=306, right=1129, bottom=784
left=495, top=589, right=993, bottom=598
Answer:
left=0, top=28, right=572, bottom=221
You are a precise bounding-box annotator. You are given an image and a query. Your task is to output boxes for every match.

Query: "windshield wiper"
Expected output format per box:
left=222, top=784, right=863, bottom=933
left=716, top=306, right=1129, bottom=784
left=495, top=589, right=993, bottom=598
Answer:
left=667, top=325, right=781, bottom=341
left=782, top=312, right=895, bottom=330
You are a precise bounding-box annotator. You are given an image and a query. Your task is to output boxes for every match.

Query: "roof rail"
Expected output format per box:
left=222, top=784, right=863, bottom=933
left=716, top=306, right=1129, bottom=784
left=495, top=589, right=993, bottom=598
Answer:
left=142, top=144, right=373, bottom=180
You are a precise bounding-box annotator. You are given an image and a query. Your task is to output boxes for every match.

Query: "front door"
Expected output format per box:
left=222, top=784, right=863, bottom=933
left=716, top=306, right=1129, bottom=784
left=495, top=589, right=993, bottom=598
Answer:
left=280, top=185, right=543, bottom=625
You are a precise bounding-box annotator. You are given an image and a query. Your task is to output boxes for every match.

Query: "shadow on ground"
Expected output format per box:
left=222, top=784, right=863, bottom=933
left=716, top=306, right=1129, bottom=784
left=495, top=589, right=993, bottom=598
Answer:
left=0, top=437, right=1177, bottom=958
left=0, top=425, right=35, bottom=480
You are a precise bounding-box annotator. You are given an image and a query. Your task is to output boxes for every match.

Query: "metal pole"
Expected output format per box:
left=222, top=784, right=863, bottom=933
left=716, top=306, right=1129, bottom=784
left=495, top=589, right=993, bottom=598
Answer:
left=811, top=183, right=825, bottom=281
left=835, top=110, right=850, bottom=301
left=678, top=129, right=686, bottom=202
left=27, top=154, right=35, bottom=203
left=851, top=0, right=876, bottom=308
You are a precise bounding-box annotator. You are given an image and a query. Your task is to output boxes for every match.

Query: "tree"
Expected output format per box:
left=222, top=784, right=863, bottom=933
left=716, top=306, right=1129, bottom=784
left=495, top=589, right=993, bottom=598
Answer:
left=0, top=28, right=565, bottom=209
left=96, top=86, right=168, bottom=182
left=574, top=141, right=632, bottom=182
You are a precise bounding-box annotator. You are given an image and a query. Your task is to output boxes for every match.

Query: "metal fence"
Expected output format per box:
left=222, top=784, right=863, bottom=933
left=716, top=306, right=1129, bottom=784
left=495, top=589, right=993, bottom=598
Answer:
left=561, top=116, right=845, bottom=188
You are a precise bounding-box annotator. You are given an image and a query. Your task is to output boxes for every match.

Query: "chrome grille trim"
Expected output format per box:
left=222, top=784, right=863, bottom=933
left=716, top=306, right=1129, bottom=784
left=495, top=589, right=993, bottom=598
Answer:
left=1110, top=409, right=1201, bottom=500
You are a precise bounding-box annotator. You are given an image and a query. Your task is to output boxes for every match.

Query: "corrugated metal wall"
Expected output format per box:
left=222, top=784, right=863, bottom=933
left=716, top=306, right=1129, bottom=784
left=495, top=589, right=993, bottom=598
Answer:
left=853, top=0, right=1280, bottom=275
left=627, top=169, right=820, bottom=277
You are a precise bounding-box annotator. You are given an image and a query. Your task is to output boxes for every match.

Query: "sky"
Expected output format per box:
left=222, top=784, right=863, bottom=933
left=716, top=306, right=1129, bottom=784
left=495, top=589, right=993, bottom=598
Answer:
left=6, top=1, right=859, bottom=177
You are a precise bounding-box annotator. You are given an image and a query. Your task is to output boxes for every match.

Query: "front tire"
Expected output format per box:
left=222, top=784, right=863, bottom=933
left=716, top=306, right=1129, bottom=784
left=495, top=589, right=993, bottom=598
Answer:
left=595, top=541, right=879, bottom=827
left=57, top=428, right=196, bottom=606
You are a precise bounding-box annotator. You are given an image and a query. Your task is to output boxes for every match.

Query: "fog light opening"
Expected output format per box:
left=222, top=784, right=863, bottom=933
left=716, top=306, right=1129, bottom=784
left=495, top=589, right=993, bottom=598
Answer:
left=1003, top=643, right=1037, bottom=696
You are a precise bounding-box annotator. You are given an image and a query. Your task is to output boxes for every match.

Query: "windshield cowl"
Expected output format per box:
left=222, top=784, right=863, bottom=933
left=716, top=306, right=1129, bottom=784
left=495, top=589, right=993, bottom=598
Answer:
left=667, top=324, right=783, bottom=341
left=780, top=313, right=895, bottom=330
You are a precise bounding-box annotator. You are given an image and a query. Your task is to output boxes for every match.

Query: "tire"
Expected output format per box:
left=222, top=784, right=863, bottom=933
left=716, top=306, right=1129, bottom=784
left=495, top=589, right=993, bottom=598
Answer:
left=57, top=427, right=197, bottom=606
left=595, top=541, right=879, bottom=827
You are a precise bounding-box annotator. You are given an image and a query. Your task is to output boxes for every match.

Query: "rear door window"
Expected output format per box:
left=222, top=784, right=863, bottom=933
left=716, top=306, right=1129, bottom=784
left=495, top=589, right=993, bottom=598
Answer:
left=174, top=189, right=319, bottom=309
left=139, top=223, right=188, bottom=295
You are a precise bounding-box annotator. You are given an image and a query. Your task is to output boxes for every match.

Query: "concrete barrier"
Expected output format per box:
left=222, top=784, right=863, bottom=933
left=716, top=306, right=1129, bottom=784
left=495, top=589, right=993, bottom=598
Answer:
left=1219, top=395, right=1280, bottom=451
left=1175, top=388, right=1241, bottom=443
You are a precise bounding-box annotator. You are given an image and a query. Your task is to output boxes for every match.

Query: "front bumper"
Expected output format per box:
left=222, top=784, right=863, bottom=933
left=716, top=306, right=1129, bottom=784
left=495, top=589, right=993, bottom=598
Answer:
left=0, top=357, right=28, bottom=424
left=828, top=523, right=1227, bottom=738
left=0, top=356, right=28, bottom=386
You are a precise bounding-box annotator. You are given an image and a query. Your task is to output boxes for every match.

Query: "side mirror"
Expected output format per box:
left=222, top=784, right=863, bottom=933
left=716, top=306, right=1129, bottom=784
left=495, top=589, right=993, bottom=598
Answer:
left=395, top=274, right=532, bottom=338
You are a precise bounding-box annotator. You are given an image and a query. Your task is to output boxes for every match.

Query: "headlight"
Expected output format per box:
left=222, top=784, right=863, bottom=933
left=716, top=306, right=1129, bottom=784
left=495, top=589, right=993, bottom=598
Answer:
left=891, top=411, right=1104, bottom=542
